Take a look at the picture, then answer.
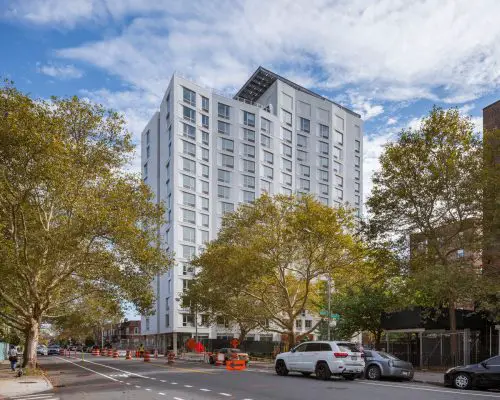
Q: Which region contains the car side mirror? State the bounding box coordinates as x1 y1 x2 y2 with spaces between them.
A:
291 348 296 353
481 361 489 369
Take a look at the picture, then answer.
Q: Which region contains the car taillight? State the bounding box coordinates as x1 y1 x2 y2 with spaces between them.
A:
334 352 349 358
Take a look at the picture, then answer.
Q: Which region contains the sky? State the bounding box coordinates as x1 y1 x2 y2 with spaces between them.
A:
2 0 500 318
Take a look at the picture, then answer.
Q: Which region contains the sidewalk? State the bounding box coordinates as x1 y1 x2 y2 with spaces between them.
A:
0 360 53 398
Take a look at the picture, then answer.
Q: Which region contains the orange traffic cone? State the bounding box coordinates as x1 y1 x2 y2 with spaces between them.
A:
92 348 99 356
113 350 119 358
126 350 132 360
100 349 106 356
135 350 139 358
144 351 151 362
107 348 113 357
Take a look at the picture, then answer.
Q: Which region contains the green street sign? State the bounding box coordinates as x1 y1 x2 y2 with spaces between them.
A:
319 310 340 320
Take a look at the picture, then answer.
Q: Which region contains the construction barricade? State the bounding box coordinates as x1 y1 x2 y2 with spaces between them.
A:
167 351 175 364
113 349 119 358
226 359 246 371
92 348 99 356
144 351 151 362
126 350 132 360
107 348 113 357
100 348 106 356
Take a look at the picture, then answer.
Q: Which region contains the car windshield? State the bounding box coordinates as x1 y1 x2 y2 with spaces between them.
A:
337 343 361 353
377 351 399 360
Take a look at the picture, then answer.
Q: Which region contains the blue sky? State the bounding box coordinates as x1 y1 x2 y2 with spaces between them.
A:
2 0 500 318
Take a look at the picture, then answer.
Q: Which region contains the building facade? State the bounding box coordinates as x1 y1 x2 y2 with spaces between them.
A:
140 67 363 352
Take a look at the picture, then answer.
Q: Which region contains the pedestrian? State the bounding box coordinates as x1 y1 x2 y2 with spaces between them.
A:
8 345 18 371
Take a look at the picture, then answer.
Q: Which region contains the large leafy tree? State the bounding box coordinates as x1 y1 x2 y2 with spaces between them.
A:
0 83 172 367
367 107 484 352
191 194 362 346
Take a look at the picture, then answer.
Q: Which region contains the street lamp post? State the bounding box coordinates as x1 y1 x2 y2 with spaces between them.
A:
327 275 332 341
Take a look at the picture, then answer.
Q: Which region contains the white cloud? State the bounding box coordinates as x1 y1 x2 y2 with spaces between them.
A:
348 91 384 120
386 117 398 125
37 62 83 79
458 103 475 115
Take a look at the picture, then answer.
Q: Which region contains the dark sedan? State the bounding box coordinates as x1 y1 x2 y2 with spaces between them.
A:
363 350 414 381
444 355 500 390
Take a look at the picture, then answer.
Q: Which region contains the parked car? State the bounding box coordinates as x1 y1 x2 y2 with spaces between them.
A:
363 350 413 381
47 345 60 355
275 341 365 380
444 355 500 390
37 345 48 356
209 348 249 364
69 345 77 351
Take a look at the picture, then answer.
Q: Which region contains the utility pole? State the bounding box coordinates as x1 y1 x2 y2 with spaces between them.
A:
327 275 332 341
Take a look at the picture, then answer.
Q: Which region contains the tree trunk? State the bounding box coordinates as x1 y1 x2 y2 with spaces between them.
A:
449 303 458 360
287 327 296 348
23 320 39 369
374 330 382 350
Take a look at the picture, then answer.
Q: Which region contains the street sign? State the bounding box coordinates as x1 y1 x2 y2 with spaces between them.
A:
319 310 340 320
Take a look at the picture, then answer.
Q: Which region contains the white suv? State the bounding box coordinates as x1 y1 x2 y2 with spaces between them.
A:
275 341 365 380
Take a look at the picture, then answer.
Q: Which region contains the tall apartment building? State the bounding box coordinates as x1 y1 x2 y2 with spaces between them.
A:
140 67 363 352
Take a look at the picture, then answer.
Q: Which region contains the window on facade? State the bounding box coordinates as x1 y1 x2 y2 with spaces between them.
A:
334 147 342 160
182 174 196 190
221 202 234 214
283 158 292 172
218 185 230 199
146 145 150 158
319 169 329 182
183 226 196 243
336 188 343 200
201 148 209 162
355 195 360 205
297 134 308 148
182 265 194 276
282 187 292 195
282 144 292 158
182 245 196 259
182 314 195 327
305 320 312 328
168 125 172 141
355 140 361 152
243 128 255 142
296 319 302 329
202 164 209 178
282 173 292 186
182 192 196 207
220 138 234 152
300 164 310 177
243 175 255 189
300 117 310 133
299 179 310 191
319 124 329 139
355 156 360 167
319 197 328 205
183 105 196 123
261 180 271 194
355 169 360 180
202 114 209 129
319 141 329 155
146 130 150 145
457 249 465 258
336 131 344 145
264 151 274 164
319 183 329 195
201 314 210 326
263 166 273 179
243 159 255 173
165 314 170 328
201 230 209 244
201 180 209 194
183 87 196 106
334 161 343 175
218 169 231 184
201 96 209 112
218 120 230 135
201 214 209 227
261 134 271 148
319 156 329 168
336 115 344 131
243 111 256 127
144 162 148 177
218 103 230 119
182 209 196 224
355 182 360 193
221 154 234 168
183 140 196 157
282 109 292 126
336 175 343 187
243 144 255 159
145 317 150 331
282 128 292 143
183 123 196 140
202 131 209 145
201 197 209 211
261 118 271 133
297 150 307 162
243 191 255 203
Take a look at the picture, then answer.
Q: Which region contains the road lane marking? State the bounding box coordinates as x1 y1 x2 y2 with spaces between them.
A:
174 398 185 400
158 393 166 396
148 363 214 374
171 382 178 385
135 385 141 388
160 379 166 382
11 396 55 399
359 381 500 398
150 377 156 380
219 393 232 397
183 384 192 388
55 357 119 382
200 388 211 392
81 359 150 379
145 388 152 391
126 383 131 385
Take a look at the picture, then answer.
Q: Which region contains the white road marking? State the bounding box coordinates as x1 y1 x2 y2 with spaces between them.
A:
184 384 193 388
55 357 119 382
359 381 500 398
150 377 156 380
171 382 178 385
199 388 211 392
126 383 131 385
82 358 150 379
135 385 141 388
160 379 166 382
158 393 166 396
11 396 55 399
219 393 232 397
145 388 152 391
174 397 185 400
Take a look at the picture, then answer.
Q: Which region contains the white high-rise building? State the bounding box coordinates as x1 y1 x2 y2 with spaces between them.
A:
140 67 363 351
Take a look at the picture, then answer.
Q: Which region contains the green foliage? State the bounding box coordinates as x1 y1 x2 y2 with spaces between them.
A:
0 82 173 365
189 194 362 345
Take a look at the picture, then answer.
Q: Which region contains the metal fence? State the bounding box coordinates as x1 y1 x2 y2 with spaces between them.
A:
0 342 8 361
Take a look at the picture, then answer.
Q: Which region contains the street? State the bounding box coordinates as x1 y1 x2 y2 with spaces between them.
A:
18 354 500 400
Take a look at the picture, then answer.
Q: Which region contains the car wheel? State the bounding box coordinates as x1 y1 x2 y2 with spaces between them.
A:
315 362 331 381
301 372 312 377
454 373 471 390
366 365 382 380
275 360 289 376
344 374 356 381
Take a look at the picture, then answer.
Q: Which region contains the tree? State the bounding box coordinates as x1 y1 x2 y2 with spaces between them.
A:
191 194 361 346
367 107 484 352
0 83 172 367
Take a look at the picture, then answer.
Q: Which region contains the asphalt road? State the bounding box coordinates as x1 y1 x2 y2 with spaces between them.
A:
28 354 500 400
